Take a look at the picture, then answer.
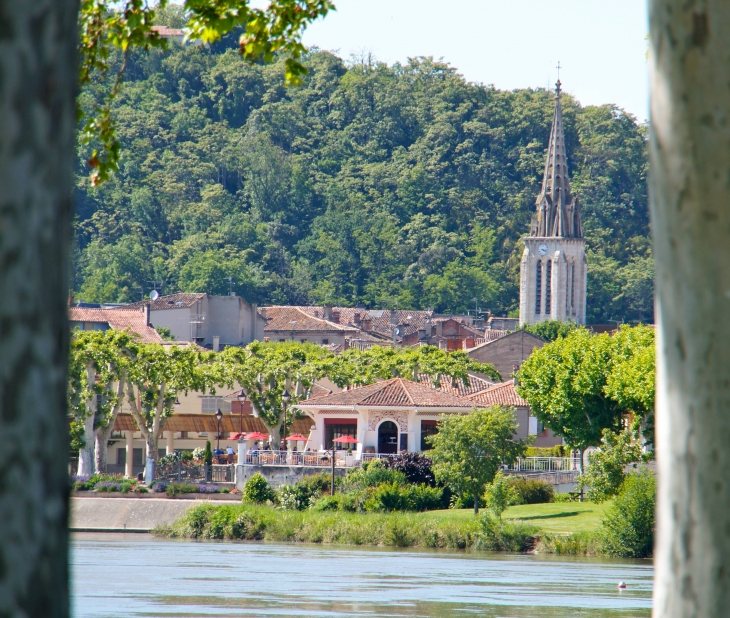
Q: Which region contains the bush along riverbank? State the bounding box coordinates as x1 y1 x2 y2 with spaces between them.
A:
156 459 655 558
155 504 538 551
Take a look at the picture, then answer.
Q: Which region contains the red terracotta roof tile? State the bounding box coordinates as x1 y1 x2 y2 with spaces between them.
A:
467 380 528 407
69 307 163 343
263 307 359 333
298 377 481 409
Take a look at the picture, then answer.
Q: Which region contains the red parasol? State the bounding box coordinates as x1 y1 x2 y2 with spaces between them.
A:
284 434 310 441
244 431 270 441
333 435 359 444
229 432 245 440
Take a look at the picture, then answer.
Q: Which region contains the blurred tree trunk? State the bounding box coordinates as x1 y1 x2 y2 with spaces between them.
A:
0 1 78 616
650 2 730 616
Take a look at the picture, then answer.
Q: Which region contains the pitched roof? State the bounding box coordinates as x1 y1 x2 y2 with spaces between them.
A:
295 307 434 338
262 306 359 333
126 293 206 311
69 307 163 343
417 373 495 397
467 380 529 407
297 377 481 409
466 328 544 352
308 383 333 399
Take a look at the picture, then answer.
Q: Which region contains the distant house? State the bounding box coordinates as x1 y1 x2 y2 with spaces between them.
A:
127 293 266 348
69 306 163 343
295 377 486 453
402 317 483 350
466 330 546 382
150 25 185 44
487 316 519 331
260 306 360 346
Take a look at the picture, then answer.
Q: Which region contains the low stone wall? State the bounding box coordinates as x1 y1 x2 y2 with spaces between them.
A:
235 464 347 490
70 497 202 532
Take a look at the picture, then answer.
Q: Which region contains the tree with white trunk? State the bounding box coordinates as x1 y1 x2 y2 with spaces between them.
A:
68 329 134 476
125 344 216 482
649 2 730 615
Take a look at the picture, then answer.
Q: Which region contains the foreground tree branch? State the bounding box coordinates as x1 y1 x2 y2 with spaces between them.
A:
650 2 730 615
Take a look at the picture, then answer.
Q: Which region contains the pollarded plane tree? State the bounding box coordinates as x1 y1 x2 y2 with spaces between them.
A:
125 344 217 481
217 341 329 450
68 329 135 476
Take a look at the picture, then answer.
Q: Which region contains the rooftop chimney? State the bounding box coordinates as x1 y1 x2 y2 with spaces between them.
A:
213 336 220 352
143 304 151 326
323 305 333 321
331 310 340 324
353 312 361 325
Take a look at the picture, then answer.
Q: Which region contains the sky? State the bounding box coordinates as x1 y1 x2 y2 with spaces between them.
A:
298 0 650 122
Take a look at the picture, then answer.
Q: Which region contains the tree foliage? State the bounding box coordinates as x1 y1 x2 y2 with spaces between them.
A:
516 324 655 453
73 43 650 322
520 320 578 342
579 428 647 503
428 405 526 514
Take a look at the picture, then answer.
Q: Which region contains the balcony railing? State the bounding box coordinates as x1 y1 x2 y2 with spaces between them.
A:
504 456 581 473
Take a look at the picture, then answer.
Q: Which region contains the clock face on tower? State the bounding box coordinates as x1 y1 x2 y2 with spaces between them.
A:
538 244 548 256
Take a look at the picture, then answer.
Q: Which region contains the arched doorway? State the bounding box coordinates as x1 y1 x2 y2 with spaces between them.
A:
378 421 398 454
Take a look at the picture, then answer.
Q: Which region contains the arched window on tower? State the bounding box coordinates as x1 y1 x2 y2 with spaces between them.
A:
535 260 542 314
545 261 552 315
571 261 576 314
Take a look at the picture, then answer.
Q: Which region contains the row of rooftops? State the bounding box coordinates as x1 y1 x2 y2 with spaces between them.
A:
69 292 519 349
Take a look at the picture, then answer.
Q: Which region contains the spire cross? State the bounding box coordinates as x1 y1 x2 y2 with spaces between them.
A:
555 62 562 94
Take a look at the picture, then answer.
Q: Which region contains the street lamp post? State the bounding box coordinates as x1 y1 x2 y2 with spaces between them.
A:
281 389 291 460
237 389 246 434
215 408 223 453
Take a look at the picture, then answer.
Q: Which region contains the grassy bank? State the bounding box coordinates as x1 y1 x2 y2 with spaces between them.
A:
421 502 610 535
155 504 539 552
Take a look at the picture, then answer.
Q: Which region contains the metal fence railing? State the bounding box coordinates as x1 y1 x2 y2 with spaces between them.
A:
155 462 233 483
504 457 581 473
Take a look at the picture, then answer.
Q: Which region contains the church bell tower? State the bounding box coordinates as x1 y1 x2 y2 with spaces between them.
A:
519 80 587 326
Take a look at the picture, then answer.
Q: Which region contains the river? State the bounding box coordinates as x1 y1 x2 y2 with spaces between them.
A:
71 532 652 617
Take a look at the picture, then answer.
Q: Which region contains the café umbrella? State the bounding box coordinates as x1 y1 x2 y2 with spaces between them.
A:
332 435 358 445
284 434 310 442
244 432 270 441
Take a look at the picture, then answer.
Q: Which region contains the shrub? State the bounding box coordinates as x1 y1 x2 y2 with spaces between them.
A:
119 481 135 494
579 428 646 503
525 445 566 458
242 473 277 504
361 483 443 513
599 471 655 558
197 484 219 494
94 481 122 492
158 451 182 466
341 460 406 492
311 493 359 512
473 512 537 552
508 477 555 505
203 440 213 466
483 472 516 519
166 482 198 497
384 452 435 486
150 481 168 493
192 447 206 461
280 473 333 511
134 486 149 494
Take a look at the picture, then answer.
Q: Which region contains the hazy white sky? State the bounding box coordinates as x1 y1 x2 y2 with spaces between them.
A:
299 0 649 121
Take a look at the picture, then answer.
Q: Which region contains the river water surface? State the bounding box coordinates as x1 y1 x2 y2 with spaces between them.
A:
71 533 652 617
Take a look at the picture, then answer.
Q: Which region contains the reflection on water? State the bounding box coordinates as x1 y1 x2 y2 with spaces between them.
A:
71 533 652 617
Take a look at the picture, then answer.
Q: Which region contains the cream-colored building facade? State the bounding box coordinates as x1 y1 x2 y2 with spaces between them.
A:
519 81 587 326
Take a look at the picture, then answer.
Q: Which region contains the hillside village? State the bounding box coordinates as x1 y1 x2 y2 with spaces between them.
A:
70 80 604 478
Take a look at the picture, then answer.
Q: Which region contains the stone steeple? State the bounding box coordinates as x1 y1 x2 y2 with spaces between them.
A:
533 81 583 239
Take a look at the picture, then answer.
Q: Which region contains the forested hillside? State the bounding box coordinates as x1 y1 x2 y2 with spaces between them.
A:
74 40 652 323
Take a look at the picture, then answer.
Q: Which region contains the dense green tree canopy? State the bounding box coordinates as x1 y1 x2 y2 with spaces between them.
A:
75 42 651 322
516 325 655 452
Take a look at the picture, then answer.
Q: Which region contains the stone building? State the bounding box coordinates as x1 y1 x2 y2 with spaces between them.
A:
519 80 587 326
127 292 266 348
466 330 546 382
